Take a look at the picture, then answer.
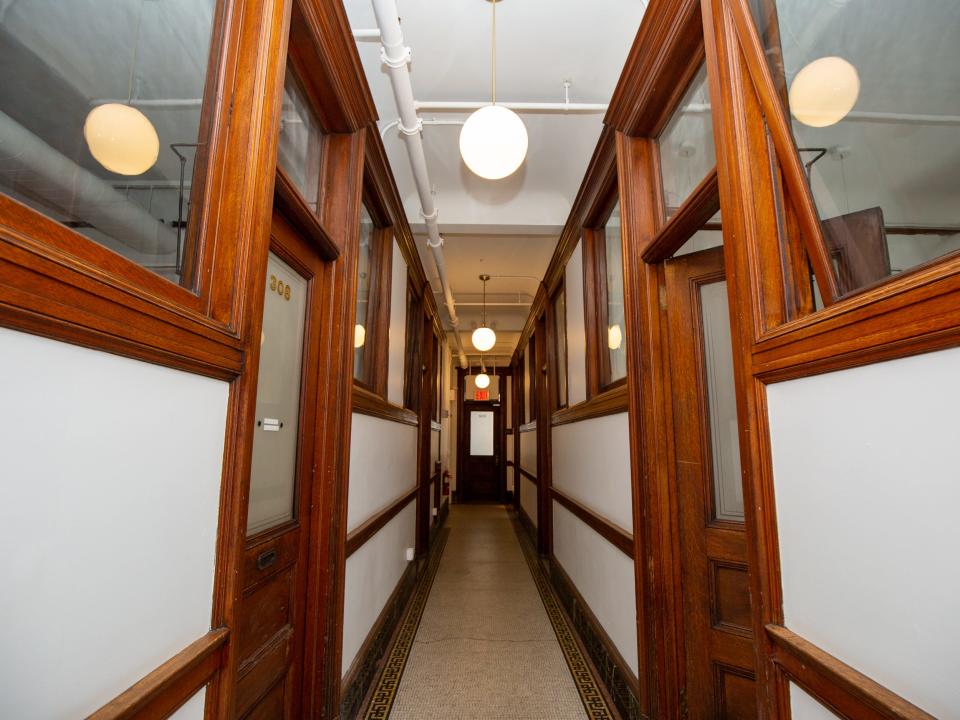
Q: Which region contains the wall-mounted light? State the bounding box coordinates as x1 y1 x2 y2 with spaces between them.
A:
459 0 528 180
84 0 159 176
789 56 860 128
354 323 366 348
608 324 623 350
471 274 497 351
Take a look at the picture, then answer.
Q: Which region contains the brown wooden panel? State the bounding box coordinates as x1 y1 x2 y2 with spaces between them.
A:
242 676 286 720
242 530 300 585
236 629 292 717
551 382 629 426
345 487 418 557
712 561 751 634
716 664 758 720
238 569 294 666
551 488 635 558
352 385 418 426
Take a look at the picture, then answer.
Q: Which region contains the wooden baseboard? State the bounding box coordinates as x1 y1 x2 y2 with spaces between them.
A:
339 562 418 720
550 557 643 720
518 505 537 547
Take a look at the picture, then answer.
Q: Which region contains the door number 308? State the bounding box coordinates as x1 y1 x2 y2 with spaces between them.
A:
269 274 292 301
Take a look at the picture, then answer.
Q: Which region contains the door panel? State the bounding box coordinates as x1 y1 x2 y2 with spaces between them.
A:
461 401 501 502
237 212 323 720
665 246 756 719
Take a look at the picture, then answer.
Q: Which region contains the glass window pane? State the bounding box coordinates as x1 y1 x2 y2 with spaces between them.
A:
522 346 530 424
470 410 494 456
605 202 627 384
353 205 373 382
674 211 723 257
657 65 716 218
750 0 960 296
699 280 744 523
0 0 218 287
248 253 308 535
277 66 322 211
553 288 568 407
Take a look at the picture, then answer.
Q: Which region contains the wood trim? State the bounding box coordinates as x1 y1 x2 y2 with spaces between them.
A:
89 629 228 720
517 465 537 484
550 488 635 558
551 382 628 426
274 166 339 261
345 487 419 558
766 626 936 720
641 168 720 263
352 385 418 426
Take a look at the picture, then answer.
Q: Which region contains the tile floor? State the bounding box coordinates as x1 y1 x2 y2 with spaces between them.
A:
388 504 589 720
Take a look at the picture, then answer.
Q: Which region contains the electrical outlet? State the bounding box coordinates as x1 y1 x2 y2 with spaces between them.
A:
405 547 415 562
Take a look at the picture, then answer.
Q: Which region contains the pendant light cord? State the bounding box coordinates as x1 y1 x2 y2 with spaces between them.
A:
127 0 147 104
482 276 487 326
491 0 497 105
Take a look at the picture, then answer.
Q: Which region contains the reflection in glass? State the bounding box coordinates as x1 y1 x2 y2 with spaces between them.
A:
675 211 723 257
277 67 323 211
604 202 627 384
553 288 568 407
522 345 531 424
0 0 218 287
750 0 960 295
248 253 308 535
353 205 373 381
657 65 716 217
470 411 494 456
699 280 744 523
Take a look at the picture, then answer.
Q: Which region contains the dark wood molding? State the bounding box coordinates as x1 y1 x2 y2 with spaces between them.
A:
352 385 419 426
550 488 635 558
640 168 720 263
766 626 936 720
517 465 538 484
273 166 339 261
89 629 228 720
552 383 629 426
550 558 642 719
346 487 419 558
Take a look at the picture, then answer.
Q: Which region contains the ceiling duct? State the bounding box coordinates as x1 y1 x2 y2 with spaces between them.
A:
370 0 469 369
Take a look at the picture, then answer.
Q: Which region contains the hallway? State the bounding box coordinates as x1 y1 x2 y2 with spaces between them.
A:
366 506 610 720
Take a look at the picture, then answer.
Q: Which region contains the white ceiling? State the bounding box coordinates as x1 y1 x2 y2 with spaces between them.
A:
344 0 649 355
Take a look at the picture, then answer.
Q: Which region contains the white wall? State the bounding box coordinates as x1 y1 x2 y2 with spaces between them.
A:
565 240 587 406
552 413 632 532
342 502 416 676
386 238 408 406
553 502 638 675
0 329 227 719
767 347 960 718
171 688 207 720
521 475 539 527
347 413 417 532
790 683 840 720
519 426 537 475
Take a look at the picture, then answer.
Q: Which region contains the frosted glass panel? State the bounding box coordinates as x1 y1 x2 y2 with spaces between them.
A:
470 411 494 456
248 253 308 535
605 203 627 384
699 280 744 522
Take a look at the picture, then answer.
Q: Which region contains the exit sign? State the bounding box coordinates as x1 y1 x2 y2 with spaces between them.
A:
474 389 489 401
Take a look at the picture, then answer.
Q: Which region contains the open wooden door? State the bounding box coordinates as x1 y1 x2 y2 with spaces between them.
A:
234 210 324 718
664 246 757 719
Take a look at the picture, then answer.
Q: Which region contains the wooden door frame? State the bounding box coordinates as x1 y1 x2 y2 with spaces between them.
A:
456 392 507 504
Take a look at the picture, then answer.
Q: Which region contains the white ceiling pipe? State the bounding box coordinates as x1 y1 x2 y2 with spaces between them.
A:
0 110 177 255
380 118 464 139
353 29 381 40
415 100 608 113
370 0 468 368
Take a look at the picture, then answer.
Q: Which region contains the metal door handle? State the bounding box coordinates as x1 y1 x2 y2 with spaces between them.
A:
256 549 277 571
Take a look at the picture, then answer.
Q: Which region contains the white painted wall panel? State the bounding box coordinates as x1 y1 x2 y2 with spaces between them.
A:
386 238 408 406
565 240 588 406
767 348 960 718
519 427 537 476
0 329 227 719
347 413 417 532
521 476 539 527
789 684 840 720
431 427 441 468
553 502 638 675
170 688 206 719
342 501 416 675
552 413 632 532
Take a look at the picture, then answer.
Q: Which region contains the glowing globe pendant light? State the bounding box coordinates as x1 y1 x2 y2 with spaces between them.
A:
84 0 159 176
471 274 497 352
459 0 528 180
475 372 491 389
789 56 860 128
84 104 159 175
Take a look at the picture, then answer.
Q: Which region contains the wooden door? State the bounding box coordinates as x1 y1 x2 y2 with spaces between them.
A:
461 401 502 502
235 211 323 719
664 246 757 719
